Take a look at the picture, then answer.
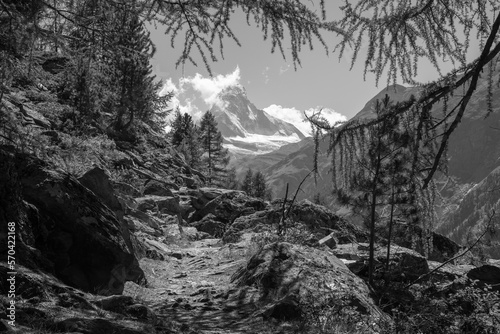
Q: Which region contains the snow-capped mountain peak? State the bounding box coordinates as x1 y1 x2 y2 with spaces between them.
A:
209 84 306 154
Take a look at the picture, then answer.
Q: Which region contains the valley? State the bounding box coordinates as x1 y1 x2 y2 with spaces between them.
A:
2 2 500 333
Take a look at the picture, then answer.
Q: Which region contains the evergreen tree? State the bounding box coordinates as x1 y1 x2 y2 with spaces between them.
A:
241 168 254 196
170 109 201 169
199 111 229 186
224 167 239 190
108 3 169 133
63 1 169 135
253 171 267 199
333 95 423 285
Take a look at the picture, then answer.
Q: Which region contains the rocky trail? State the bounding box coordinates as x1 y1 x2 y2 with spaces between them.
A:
124 234 273 334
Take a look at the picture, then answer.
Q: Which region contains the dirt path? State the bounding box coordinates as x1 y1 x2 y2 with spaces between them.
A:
124 237 272 333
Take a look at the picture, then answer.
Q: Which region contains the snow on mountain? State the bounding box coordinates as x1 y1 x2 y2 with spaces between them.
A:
225 133 303 155
209 85 307 154
263 105 347 136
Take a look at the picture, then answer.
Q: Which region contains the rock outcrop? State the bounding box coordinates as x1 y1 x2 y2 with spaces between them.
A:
391 222 460 262
230 242 390 326
334 243 429 281
221 199 367 244
0 147 144 295
467 264 500 291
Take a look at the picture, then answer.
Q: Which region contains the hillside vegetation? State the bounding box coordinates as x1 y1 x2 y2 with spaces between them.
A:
1 1 500 333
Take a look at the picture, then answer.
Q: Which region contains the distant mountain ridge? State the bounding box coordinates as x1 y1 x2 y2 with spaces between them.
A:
258 73 500 231
210 85 306 140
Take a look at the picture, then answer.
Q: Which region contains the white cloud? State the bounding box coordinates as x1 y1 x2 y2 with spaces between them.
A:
264 105 347 137
264 104 311 136
160 78 179 95
159 67 242 130
304 107 347 128
180 66 241 108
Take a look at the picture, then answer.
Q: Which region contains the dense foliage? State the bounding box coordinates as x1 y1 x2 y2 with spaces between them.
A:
241 168 271 200
199 111 229 187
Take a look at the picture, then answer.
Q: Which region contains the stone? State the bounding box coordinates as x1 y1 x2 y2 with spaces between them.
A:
114 181 141 197
3 149 145 294
467 265 500 291
135 195 181 216
318 232 338 249
128 209 163 231
123 216 162 237
192 214 226 238
78 166 124 220
334 243 429 281
125 304 156 321
190 191 266 224
284 200 369 243
142 180 174 197
94 295 133 312
391 222 460 262
21 104 52 128
222 211 272 243
230 242 389 325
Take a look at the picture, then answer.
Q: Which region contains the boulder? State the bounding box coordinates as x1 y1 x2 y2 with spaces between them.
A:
191 213 227 238
128 209 164 231
222 210 272 243
177 195 196 219
230 242 389 326
467 265 500 291
180 175 199 188
142 180 174 197
135 195 181 216
123 216 162 237
21 104 52 129
391 222 460 262
190 191 266 224
334 243 429 281
78 166 124 220
282 200 369 243
114 181 141 197
164 224 207 241
221 200 367 244
2 148 144 294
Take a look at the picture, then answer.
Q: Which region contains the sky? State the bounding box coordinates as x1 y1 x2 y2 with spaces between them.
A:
147 2 476 133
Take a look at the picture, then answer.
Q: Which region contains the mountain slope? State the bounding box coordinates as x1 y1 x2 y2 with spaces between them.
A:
211 85 306 139
262 73 500 219
209 85 307 154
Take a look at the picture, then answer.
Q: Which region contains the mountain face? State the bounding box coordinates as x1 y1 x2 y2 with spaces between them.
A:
259 73 500 247
437 166 500 257
210 86 305 154
211 85 305 138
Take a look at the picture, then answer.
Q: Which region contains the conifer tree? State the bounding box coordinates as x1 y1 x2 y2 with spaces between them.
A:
109 4 168 133
224 167 239 190
332 95 429 285
241 168 254 196
63 1 169 134
199 111 229 186
170 108 201 169
253 171 268 199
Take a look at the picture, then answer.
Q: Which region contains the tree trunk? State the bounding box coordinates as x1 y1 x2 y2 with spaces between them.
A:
368 137 383 286
386 183 396 272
